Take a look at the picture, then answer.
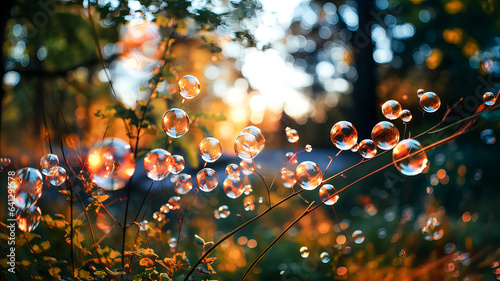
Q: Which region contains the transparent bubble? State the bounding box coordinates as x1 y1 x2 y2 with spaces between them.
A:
16 205 41 232
358 139 377 158
400 109 412 123
223 178 244 199
417 89 425 98
196 168 218 192
305 144 312 152
319 184 339 205
40 154 59 176
352 230 365 244
285 127 299 143
234 126 266 160
121 20 163 69
9 167 43 210
48 166 66 186
225 164 240 179
258 197 264 204
173 173 193 194
350 143 359 152
480 129 496 145
377 228 387 239
234 133 260 160
382 100 402 120
178 75 200 99
393 139 428 176
240 159 255 175
242 185 253 196
161 108 190 138
330 121 358 150
244 202 255 211
300 247 310 258
285 152 298 164
199 137 222 163
295 161 323 190
420 92 441 113
87 138 135 191
422 217 444 241
320 252 330 263
171 155 185 174
371 121 400 150
168 237 177 248
143 148 173 181
483 91 497 106
281 168 296 188
217 205 230 218
140 220 149 231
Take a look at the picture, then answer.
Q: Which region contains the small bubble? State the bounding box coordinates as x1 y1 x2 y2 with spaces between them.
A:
168 237 177 248
258 197 263 204
358 139 377 158
400 109 412 123
295 161 323 190
372 121 400 150
318 184 339 205
173 173 192 194
244 202 255 211
330 121 358 150
420 92 441 113
285 127 299 143
281 168 296 188
40 154 59 176
48 166 67 186
320 252 330 263
171 155 185 174
243 184 253 195
217 205 230 218
382 100 402 120
199 137 222 163
417 88 425 98
240 159 255 175
16 205 41 232
352 230 365 244
144 148 173 181
225 164 241 179
140 220 149 231
299 247 309 258
483 91 497 106
161 108 190 138
196 168 218 192
178 75 200 99
285 152 298 164
223 178 244 199
393 139 428 176
305 144 312 152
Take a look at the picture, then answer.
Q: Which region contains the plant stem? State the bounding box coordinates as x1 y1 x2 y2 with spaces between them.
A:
240 202 314 280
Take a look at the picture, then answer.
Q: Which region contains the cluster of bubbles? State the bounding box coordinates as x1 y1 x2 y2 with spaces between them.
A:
8 153 71 232
214 205 230 219
421 217 444 241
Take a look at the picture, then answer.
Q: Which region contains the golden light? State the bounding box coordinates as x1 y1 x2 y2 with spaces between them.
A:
249 94 266 112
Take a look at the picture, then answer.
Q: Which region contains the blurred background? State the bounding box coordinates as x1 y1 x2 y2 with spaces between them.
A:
1 0 500 280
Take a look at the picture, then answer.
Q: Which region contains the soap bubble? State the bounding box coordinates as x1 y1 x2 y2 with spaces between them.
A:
121 20 163 69
168 237 177 248
300 247 310 258
161 108 190 138
199 137 222 163
240 159 255 175
285 127 299 143
16 205 41 232
87 138 135 191
178 75 200 99
173 173 193 194
225 164 240 179
234 133 260 160
319 184 339 205
480 129 496 145
217 205 230 219
235 126 265 159
305 144 312 152
399 109 412 123
417 89 425 98
320 252 330 263
139 220 149 231
419 92 441 113
392 139 428 176
143 148 173 181
295 161 323 190
330 121 358 150
40 154 59 176
9 167 43 209
244 201 255 211
285 152 298 164
223 178 244 199
48 166 67 186
196 168 218 192
352 230 365 244
281 168 296 188
381 100 402 120
483 91 496 106
371 121 400 150
358 139 377 158
171 155 185 174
